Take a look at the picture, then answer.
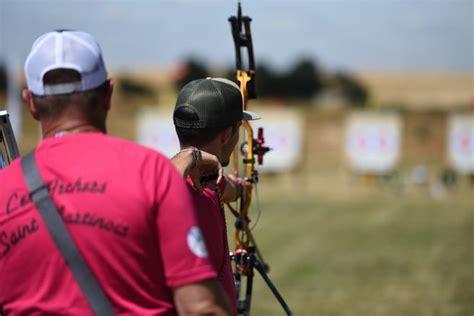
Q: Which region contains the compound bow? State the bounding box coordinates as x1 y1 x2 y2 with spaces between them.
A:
228 0 269 260
227 3 292 315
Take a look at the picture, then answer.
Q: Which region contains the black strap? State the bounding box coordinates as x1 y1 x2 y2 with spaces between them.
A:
21 151 115 315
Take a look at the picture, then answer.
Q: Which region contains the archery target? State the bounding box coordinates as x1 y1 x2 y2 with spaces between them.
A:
136 107 180 158
345 112 402 175
447 113 474 175
247 107 304 173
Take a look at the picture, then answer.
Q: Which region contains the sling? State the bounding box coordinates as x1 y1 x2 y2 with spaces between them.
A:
21 151 115 315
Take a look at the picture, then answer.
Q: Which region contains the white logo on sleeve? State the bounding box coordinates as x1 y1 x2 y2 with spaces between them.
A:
187 226 208 258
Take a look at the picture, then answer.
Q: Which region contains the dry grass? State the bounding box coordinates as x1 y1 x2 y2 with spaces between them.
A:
357 72 473 110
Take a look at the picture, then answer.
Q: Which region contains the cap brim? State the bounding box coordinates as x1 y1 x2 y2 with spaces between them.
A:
243 110 261 121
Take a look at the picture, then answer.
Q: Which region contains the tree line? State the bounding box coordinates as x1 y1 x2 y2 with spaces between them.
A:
0 58 369 107
176 57 369 107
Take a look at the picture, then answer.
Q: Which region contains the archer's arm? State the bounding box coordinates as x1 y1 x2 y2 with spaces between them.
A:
173 278 232 316
171 147 201 178
221 173 244 203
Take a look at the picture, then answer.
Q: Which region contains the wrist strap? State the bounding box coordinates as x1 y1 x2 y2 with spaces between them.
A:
178 146 201 169
191 147 201 169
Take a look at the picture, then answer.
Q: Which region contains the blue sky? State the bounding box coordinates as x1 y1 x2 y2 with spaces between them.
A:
0 0 472 72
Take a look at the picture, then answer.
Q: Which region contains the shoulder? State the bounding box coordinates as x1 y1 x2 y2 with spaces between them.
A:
193 186 220 210
0 158 25 204
0 157 23 182
102 134 165 155
98 134 173 166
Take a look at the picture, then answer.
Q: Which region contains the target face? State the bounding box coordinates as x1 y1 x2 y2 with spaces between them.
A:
247 107 304 173
136 108 180 158
448 113 474 175
345 112 402 174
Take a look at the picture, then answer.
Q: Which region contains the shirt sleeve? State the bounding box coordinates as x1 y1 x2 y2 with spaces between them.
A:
155 156 217 288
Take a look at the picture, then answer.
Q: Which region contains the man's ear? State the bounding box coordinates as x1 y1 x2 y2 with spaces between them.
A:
220 126 233 145
103 79 114 110
22 89 40 121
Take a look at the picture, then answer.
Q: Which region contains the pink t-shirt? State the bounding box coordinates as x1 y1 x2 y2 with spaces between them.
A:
186 178 237 315
0 133 216 315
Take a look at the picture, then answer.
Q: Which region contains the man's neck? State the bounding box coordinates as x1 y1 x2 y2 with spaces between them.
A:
41 118 105 138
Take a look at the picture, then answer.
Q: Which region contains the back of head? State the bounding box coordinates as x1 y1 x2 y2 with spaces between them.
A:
24 30 109 121
25 30 107 96
173 78 259 147
174 78 244 129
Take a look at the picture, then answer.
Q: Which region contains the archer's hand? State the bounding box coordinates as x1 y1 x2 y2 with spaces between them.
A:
172 149 223 194
189 151 223 194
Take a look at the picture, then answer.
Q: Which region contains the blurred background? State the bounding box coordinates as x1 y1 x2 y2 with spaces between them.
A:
1 0 473 315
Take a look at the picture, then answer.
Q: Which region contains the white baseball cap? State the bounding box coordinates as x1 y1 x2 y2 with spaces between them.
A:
24 30 108 96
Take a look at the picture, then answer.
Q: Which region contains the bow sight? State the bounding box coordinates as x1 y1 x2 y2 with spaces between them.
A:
241 127 271 167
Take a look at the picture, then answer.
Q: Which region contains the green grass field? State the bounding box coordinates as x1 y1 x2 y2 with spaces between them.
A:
229 173 473 316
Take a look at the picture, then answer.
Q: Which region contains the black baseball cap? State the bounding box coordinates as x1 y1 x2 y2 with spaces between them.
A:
173 78 260 128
